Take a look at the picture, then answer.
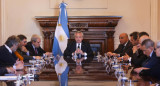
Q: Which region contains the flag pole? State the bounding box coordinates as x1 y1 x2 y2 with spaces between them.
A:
65 74 68 86
62 0 64 3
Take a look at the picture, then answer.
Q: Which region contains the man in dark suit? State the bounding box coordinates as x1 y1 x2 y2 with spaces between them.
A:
64 31 94 63
122 32 150 67
0 35 24 68
0 35 20 67
107 33 133 58
121 32 148 66
0 35 24 86
25 34 52 57
131 34 149 67
134 41 160 80
141 39 158 68
115 33 133 57
17 34 41 62
134 39 158 73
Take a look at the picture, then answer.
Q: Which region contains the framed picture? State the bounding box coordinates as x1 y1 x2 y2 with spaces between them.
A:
50 0 108 9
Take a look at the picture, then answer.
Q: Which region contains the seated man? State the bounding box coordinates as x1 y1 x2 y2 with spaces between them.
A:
0 35 20 66
123 32 149 67
140 39 157 68
134 41 160 80
132 35 150 67
107 33 133 57
0 35 24 69
25 34 51 57
130 35 149 67
17 34 41 62
121 32 139 62
134 39 158 72
64 31 94 63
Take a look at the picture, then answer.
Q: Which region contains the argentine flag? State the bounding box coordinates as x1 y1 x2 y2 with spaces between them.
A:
52 2 69 86
53 2 69 56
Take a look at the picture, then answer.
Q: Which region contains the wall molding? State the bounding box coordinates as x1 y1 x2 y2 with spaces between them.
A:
0 0 5 45
50 0 108 9
150 0 158 41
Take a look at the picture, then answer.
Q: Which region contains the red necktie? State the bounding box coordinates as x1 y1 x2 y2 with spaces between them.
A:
35 48 38 54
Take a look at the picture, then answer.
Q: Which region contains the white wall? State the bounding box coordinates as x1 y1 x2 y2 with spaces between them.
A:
4 0 54 42
158 0 160 40
1 0 151 49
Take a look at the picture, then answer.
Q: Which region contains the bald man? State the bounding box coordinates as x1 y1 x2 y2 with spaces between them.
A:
114 33 133 57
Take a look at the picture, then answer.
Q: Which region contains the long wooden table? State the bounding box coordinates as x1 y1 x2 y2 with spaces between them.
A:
38 60 158 86
39 60 117 81
0 60 157 86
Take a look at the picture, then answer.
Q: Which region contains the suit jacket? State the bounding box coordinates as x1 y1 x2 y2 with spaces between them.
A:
114 41 133 57
142 51 158 68
140 57 160 80
17 48 34 62
64 41 94 63
131 49 148 68
25 42 46 56
0 67 8 75
0 45 17 67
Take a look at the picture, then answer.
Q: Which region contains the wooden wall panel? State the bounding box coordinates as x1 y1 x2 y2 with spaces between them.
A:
35 16 122 55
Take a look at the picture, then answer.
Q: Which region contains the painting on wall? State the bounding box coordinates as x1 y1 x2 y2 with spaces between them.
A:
50 0 108 9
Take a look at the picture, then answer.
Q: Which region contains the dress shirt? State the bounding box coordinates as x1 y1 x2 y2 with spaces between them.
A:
4 45 12 53
4 45 17 69
26 51 30 56
31 44 37 59
123 41 128 48
77 43 81 50
32 44 37 53
149 51 153 58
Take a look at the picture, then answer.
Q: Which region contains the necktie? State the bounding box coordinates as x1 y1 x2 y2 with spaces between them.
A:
122 45 125 50
14 51 24 61
77 43 81 59
78 43 80 49
35 48 38 55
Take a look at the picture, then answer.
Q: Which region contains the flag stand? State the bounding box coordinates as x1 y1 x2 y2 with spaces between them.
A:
58 73 62 86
